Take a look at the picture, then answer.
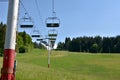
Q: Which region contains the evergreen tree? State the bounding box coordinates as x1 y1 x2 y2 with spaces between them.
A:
57 42 65 50
0 22 6 56
64 37 71 50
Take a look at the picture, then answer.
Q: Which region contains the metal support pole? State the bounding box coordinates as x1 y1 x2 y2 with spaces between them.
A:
48 50 51 68
0 0 19 80
48 40 51 68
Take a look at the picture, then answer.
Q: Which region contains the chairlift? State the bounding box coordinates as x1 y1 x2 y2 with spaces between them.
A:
41 40 49 46
49 37 56 41
20 13 34 28
50 40 55 48
48 29 58 37
46 17 60 27
36 39 43 41
20 17 34 28
31 35 40 37
31 27 41 38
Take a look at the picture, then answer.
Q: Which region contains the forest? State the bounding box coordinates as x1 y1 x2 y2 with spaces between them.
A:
57 36 120 53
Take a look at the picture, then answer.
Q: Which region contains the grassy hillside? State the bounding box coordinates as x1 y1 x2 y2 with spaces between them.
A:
0 49 120 80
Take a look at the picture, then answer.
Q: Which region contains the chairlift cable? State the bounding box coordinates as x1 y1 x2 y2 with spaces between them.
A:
19 0 35 28
34 0 44 24
34 0 46 35
52 0 56 17
52 0 55 13
35 0 42 19
20 0 33 21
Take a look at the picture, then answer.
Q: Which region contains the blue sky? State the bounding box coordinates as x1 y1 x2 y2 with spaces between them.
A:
1 0 120 43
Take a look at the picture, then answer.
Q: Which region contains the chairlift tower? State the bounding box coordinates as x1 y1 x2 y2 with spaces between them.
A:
45 0 60 68
0 0 19 80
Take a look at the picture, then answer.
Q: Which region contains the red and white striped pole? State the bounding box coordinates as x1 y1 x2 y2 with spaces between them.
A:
0 0 19 80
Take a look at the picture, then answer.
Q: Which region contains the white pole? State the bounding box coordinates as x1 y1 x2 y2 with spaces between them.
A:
48 39 51 68
5 0 19 50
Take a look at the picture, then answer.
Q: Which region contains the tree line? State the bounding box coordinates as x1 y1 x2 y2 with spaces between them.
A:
0 22 33 56
57 36 120 53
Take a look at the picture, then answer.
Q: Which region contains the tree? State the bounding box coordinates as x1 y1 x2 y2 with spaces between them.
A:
17 31 33 53
114 36 120 53
0 22 6 55
57 42 65 50
64 37 71 50
90 43 99 53
33 42 39 48
68 38 80 52
102 37 111 53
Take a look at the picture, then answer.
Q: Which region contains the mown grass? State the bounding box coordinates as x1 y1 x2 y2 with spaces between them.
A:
0 49 120 80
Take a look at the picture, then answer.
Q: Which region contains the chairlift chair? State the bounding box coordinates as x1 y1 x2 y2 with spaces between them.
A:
20 17 34 28
31 35 40 37
31 27 41 38
48 29 58 37
36 39 43 41
49 37 56 41
48 34 57 37
46 17 60 27
50 40 55 48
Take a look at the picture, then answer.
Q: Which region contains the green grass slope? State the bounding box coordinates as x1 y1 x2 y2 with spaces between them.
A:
0 49 120 80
